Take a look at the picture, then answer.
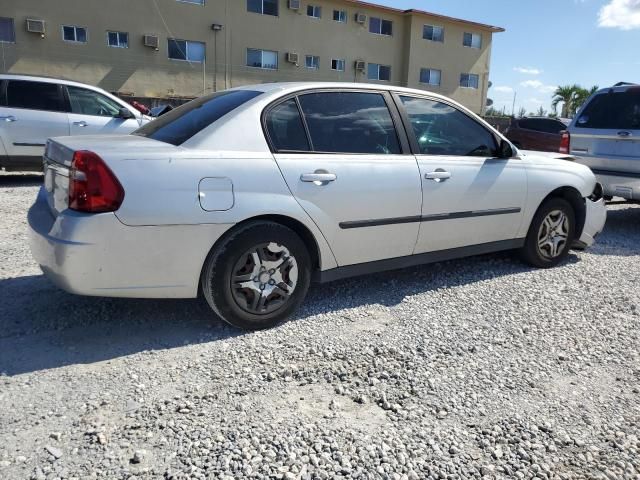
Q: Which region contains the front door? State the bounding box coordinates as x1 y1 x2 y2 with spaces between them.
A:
397 95 527 253
0 79 69 166
267 91 422 266
66 85 140 136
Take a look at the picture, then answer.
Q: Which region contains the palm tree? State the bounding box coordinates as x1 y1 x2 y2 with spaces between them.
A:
552 85 579 118
572 85 599 116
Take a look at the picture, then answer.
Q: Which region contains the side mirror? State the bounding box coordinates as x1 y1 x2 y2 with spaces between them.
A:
118 107 135 120
498 139 514 159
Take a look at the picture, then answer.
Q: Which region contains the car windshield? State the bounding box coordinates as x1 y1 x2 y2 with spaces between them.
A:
133 90 263 145
576 89 640 130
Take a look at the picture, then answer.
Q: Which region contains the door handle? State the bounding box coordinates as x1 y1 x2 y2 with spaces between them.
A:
425 170 452 181
300 172 337 183
0 115 16 122
73 121 88 127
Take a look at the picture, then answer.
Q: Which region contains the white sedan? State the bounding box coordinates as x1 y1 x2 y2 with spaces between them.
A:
28 83 606 330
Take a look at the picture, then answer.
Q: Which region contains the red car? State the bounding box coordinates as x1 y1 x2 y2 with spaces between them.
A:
505 117 569 152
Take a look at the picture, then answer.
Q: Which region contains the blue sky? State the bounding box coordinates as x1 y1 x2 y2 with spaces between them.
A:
375 0 640 114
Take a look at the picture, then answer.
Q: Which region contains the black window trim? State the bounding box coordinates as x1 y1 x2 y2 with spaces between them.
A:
261 87 412 155
4 79 66 113
391 92 502 157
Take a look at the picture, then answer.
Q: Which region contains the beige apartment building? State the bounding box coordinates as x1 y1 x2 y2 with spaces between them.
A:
0 0 503 113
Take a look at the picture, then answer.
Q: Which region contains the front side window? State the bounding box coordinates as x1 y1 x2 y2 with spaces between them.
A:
0 17 16 43
400 96 497 157
369 17 392 36
333 10 347 22
331 58 345 71
265 98 310 152
5 81 64 112
63 25 87 43
576 90 640 130
305 55 320 70
107 31 128 48
463 32 482 49
134 89 263 146
460 73 479 89
247 48 278 69
420 68 441 86
67 86 122 117
423 25 444 42
247 0 278 16
367 63 391 81
168 39 205 62
297 92 401 154
307 5 322 18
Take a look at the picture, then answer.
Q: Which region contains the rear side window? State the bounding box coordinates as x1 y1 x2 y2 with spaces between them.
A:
134 90 263 145
297 92 401 154
5 80 64 112
576 90 640 130
265 99 310 152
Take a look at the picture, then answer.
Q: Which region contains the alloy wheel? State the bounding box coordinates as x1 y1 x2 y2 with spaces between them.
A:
537 209 570 259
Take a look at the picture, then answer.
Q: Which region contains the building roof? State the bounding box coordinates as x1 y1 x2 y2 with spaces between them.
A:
344 0 506 33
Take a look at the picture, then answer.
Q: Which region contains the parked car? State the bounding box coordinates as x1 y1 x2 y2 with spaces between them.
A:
564 82 640 201
29 83 606 330
0 74 150 171
505 116 569 152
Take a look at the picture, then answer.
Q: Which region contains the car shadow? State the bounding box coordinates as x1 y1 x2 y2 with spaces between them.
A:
0 173 43 187
0 250 573 376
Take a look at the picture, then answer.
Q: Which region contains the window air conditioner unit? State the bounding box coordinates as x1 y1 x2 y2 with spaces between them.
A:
26 19 46 34
289 0 301 10
143 35 159 49
355 60 366 71
355 13 367 24
286 52 299 64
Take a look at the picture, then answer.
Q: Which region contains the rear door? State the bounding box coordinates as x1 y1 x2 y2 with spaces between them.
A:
65 85 140 136
268 90 422 267
0 79 69 166
396 94 526 253
571 88 640 174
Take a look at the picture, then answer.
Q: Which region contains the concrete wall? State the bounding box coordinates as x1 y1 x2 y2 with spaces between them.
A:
0 0 501 113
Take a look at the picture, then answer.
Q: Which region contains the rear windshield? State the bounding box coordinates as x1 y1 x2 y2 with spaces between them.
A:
576 89 640 130
133 90 263 145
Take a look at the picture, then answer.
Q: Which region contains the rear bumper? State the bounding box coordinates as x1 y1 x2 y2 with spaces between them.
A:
575 197 606 249
591 170 640 200
28 187 232 298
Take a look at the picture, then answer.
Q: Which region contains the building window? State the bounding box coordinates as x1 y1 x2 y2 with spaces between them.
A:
62 25 87 43
463 32 482 49
0 17 15 43
369 17 392 36
247 48 278 69
331 58 345 71
307 5 321 18
178 0 204 4
247 0 278 16
367 63 391 81
305 55 320 69
107 31 128 48
423 25 444 42
460 73 479 89
333 10 347 22
420 68 441 86
168 39 205 62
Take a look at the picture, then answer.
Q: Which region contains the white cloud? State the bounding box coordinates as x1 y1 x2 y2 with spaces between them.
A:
528 98 544 105
514 67 542 75
493 86 514 93
599 0 640 30
520 80 557 93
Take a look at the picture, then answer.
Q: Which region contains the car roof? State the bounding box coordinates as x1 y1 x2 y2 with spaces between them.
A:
0 73 112 93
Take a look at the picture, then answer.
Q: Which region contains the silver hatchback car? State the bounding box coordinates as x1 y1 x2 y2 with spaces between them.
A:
564 82 640 200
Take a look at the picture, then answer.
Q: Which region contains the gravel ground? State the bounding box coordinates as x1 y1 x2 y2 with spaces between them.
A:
0 174 639 480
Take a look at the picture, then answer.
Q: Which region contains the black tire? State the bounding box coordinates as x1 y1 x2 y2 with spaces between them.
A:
201 221 311 330
520 197 576 268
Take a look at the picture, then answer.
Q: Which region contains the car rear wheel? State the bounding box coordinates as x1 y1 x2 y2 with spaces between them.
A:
201 221 311 330
520 197 576 268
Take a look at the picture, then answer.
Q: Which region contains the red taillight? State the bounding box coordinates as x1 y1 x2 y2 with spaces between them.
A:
68 150 124 213
559 131 570 154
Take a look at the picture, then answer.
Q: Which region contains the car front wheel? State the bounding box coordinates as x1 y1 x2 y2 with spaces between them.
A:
520 197 576 268
201 221 311 330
